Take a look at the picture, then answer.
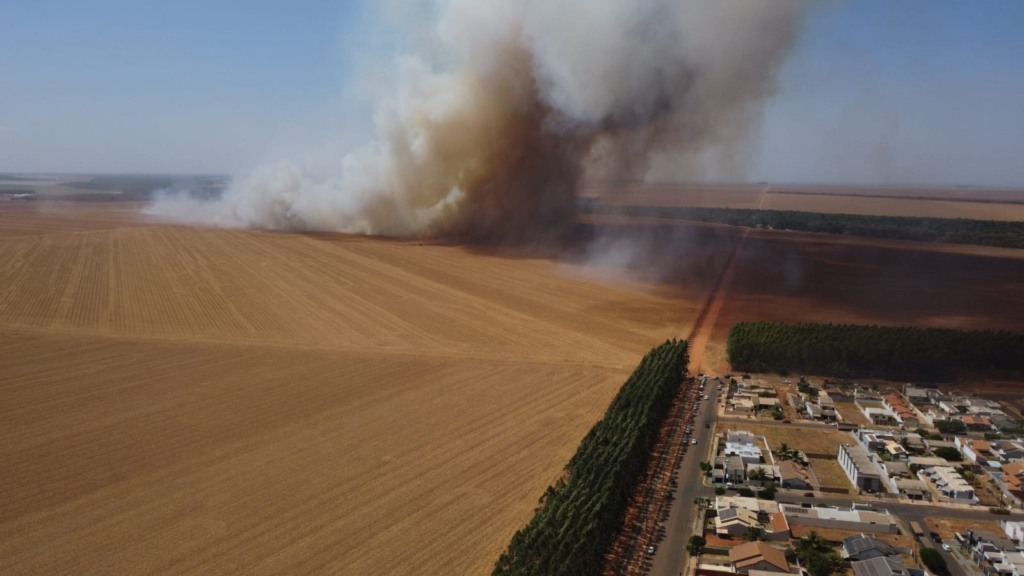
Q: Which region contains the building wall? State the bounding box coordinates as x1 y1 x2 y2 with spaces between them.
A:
785 515 898 534
839 443 883 493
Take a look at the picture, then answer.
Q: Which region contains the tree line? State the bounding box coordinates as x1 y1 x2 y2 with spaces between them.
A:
492 340 689 576
582 203 1024 249
727 322 1024 381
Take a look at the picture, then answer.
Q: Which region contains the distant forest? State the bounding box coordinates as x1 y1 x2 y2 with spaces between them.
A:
727 321 1024 381
492 340 688 576
581 203 1024 249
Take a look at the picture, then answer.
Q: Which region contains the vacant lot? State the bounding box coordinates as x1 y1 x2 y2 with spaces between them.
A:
739 423 851 458
807 459 854 493
790 525 913 549
834 402 871 426
926 518 1003 541
0 204 701 575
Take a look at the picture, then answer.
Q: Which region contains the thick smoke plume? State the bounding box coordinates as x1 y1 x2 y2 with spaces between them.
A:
148 0 810 245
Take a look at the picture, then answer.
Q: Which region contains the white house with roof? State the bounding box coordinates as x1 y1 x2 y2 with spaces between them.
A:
918 466 976 503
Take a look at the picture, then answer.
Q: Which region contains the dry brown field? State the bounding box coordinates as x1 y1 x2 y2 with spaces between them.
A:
729 423 850 458
761 191 1024 221
702 227 1024 374
0 203 702 575
833 402 871 427
585 183 768 210
926 517 1003 541
807 459 854 493
789 525 914 550
586 182 1024 221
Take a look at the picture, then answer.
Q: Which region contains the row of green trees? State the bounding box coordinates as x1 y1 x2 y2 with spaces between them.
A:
583 204 1024 249
492 340 689 576
727 322 1024 381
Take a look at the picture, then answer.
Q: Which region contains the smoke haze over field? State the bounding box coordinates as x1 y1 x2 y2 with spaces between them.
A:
148 0 811 244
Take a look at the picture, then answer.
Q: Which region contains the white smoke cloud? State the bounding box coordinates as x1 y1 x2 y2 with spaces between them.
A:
147 0 811 244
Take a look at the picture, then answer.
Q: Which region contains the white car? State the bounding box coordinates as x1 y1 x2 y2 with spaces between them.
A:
942 544 952 552
647 545 656 555
691 439 698 445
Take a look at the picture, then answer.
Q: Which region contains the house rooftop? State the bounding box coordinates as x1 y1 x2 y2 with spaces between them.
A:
842 533 897 559
852 556 905 576
729 541 789 572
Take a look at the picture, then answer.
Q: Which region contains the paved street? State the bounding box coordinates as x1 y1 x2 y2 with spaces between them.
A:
648 382 720 576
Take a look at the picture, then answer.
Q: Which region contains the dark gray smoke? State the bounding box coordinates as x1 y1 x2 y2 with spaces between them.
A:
148 0 811 244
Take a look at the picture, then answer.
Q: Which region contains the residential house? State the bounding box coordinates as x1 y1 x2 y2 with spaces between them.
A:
977 550 1024 576
884 394 919 429
919 466 976 503
725 456 748 484
716 506 761 538
902 433 928 455
725 443 764 465
778 504 897 534
882 461 911 479
902 385 933 405
778 460 813 490
728 541 790 574
745 463 781 485
994 440 1024 462
961 415 994 432
923 439 957 453
992 415 1021 432
909 456 950 470
839 443 886 493
997 461 1024 502
957 437 997 466
851 556 907 576
966 530 1018 566
842 533 897 561
1001 520 1024 546
894 478 930 500
729 430 759 444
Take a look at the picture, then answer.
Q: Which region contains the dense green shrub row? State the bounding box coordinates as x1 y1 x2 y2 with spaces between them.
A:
727 322 1024 381
492 340 689 576
583 204 1024 249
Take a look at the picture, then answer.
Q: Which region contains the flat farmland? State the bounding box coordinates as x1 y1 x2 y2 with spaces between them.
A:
586 182 1024 221
702 228 1024 373
0 204 700 575
760 191 1024 221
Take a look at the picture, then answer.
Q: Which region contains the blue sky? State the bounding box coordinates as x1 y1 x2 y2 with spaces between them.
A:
2 1 1023 186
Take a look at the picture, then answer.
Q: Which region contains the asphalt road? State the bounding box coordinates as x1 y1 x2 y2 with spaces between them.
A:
649 382 720 576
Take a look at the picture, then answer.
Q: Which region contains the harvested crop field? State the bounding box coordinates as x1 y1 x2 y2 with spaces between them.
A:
0 203 702 575
702 228 1024 374
587 182 1024 221
760 191 1024 221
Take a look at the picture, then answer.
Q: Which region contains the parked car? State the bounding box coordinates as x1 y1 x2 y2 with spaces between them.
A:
803 492 814 497
942 544 952 552
647 545 656 555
